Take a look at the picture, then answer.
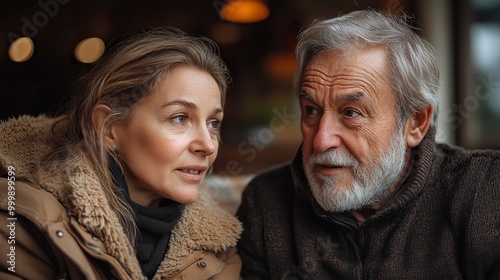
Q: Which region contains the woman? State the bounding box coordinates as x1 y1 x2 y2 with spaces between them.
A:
0 27 242 279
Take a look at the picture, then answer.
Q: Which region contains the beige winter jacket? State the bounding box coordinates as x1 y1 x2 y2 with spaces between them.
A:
0 115 242 280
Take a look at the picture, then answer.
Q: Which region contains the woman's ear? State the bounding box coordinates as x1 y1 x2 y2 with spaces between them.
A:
91 104 118 149
405 105 433 148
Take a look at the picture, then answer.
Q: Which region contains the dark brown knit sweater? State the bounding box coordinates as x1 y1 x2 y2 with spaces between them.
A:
237 128 500 279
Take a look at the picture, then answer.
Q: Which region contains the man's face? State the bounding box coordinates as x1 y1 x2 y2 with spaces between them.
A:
300 46 408 212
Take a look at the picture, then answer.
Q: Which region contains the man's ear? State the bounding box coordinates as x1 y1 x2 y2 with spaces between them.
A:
91 104 118 149
405 105 433 148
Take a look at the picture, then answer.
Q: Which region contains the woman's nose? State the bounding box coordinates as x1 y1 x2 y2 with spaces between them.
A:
191 125 217 156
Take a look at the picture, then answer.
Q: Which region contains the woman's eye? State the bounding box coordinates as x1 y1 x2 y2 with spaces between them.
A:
172 115 187 124
345 109 361 118
208 120 221 131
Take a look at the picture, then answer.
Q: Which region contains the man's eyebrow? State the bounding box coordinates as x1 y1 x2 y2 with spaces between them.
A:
300 92 310 99
300 91 367 101
340 92 367 101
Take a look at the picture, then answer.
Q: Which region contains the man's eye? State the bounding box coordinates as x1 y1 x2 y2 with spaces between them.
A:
305 106 319 115
345 109 360 118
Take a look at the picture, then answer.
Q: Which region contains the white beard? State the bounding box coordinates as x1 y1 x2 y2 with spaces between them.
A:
303 128 407 212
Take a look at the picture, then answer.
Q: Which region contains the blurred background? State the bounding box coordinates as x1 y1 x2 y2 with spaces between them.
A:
1 0 499 180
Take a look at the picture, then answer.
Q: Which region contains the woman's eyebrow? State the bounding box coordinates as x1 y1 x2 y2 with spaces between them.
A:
212 107 224 114
161 99 197 110
162 99 223 115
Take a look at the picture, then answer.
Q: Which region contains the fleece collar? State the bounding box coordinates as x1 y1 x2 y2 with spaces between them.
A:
0 115 242 279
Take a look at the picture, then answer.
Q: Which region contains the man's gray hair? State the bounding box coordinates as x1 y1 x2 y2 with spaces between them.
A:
295 9 440 127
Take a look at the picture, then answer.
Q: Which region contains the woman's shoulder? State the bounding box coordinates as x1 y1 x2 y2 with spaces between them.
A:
0 115 56 146
161 190 242 275
0 115 62 179
155 247 241 280
175 190 242 247
0 178 67 224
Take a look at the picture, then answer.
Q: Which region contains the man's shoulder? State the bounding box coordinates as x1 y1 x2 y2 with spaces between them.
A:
437 143 500 162
247 163 293 188
242 163 295 202
431 144 500 208
436 143 500 181
435 145 500 259
238 163 297 229
433 144 500 227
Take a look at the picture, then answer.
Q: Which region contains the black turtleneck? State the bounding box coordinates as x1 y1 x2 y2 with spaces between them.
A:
109 158 185 279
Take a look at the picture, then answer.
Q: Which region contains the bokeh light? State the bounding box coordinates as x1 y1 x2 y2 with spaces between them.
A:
75 37 105 63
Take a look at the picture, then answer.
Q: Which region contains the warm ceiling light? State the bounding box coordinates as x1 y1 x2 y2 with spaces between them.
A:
263 52 297 81
9 37 34 62
220 0 270 23
75 37 105 63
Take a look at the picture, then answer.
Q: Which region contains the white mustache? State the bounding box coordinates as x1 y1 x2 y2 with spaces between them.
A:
308 150 358 168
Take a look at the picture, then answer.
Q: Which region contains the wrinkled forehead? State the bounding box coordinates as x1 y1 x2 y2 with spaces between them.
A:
302 47 392 88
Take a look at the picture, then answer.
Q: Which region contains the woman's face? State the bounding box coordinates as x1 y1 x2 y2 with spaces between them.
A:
112 65 223 207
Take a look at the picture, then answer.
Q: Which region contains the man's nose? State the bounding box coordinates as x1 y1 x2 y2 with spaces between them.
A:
312 114 342 153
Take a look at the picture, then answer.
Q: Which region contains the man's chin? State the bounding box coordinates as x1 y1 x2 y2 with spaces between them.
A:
312 182 386 213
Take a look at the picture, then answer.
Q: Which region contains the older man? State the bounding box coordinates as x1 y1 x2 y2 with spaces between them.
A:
237 9 500 279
